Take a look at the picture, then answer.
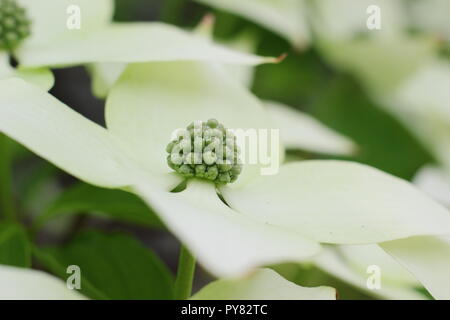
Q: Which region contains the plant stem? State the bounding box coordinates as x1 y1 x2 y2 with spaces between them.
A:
174 244 196 300
0 133 16 222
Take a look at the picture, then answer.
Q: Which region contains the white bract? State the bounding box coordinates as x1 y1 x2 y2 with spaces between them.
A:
265 100 356 155
311 0 437 94
194 0 310 49
191 268 336 300
407 0 450 43
0 265 86 300
0 265 335 300
313 245 426 300
0 0 275 91
415 166 450 209
1 58 450 291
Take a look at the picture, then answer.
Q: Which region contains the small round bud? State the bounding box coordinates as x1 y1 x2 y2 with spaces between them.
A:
193 137 204 151
205 166 219 181
218 163 233 172
231 164 243 176
195 164 207 178
203 151 217 165
167 155 177 170
0 0 31 52
170 152 183 166
179 164 194 177
185 152 202 166
203 129 213 141
177 129 190 140
207 119 219 128
165 141 176 153
179 139 192 152
211 128 223 138
218 172 231 184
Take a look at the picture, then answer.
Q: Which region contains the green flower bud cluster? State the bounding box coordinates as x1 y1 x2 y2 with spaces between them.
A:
0 0 31 52
166 119 242 185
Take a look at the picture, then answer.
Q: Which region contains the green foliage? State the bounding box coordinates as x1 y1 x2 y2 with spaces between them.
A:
253 49 333 109
34 182 164 230
34 231 174 300
253 47 434 180
310 75 434 179
0 133 16 221
0 223 31 267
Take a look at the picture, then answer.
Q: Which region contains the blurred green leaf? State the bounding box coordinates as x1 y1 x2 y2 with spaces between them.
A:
310 75 434 179
253 49 333 108
253 46 432 179
0 224 31 268
34 183 164 230
32 245 106 300
15 161 60 216
35 231 174 300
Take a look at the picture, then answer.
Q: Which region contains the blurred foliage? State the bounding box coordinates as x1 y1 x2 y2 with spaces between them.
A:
205 6 435 180
34 231 174 300
34 183 164 231
0 224 31 268
310 75 434 179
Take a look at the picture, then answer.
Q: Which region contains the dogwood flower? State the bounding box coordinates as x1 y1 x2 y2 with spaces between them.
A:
0 265 336 300
0 0 275 91
2 60 450 289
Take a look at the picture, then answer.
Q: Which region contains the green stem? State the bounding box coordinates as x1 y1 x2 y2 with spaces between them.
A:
174 244 196 300
0 133 16 222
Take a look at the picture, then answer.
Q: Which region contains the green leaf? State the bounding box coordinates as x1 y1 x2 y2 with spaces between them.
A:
0 224 31 268
311 75 434 180
34 183 163 230
15 161 60 216
253 49 434 181
35 231 174 300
